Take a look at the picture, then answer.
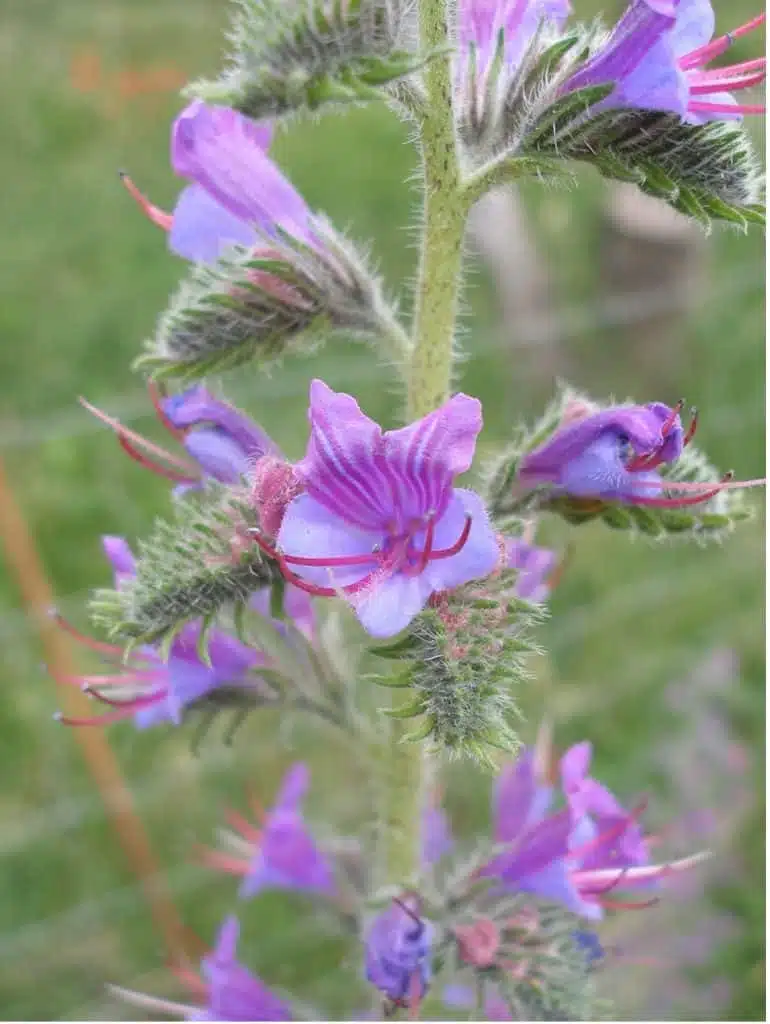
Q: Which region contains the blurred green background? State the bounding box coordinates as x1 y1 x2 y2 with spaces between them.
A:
0 0 764 1019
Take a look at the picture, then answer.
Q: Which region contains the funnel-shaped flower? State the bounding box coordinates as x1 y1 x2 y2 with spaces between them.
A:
201 764 334 900
365 895 434 1005
81 384 277 495
516 401 735 509
267 380 499 638
53 537 266 730
565 0 765 123
122 101 315 263
111 916 291 1021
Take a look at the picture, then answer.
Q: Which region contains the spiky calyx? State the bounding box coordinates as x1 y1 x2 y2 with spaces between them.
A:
187 0 427 122
138 223 405 384
371 574 546 766
482 386 751 543
458 26 765 230
89 486 283 647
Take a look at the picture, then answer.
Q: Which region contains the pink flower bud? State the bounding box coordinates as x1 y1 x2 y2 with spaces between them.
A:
454 918 500 968
251 456 304 537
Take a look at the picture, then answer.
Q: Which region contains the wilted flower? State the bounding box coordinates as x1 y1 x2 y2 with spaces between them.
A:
253 379 500 638
53 537 267 729
364 894 434 1007
111 915 292 1020
202 763 335 900
122 101 314 263
565 1 766 124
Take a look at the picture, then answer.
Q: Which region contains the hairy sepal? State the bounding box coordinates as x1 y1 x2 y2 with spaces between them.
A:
137 222 401 383
89 485 283 646
369 576 546 765
186 0 428 122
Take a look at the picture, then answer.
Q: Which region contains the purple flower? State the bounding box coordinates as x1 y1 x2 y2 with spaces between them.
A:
122 101 316 262
444 982 512 1019
421 803 454 865
193 917 292 1021
81 384 278 494
482 749 598 918
161 385 279 494
561 741 650 874
457 0 572 82
565 1 766 123
270 380 500 638
111 916 291 1021
53 536 267 730
203 764 335 899
517 401 716 508
365 895 434 1005
505 536 557 602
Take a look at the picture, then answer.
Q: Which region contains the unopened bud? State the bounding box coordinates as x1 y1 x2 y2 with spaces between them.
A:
454 918 500 968
251 456 304 536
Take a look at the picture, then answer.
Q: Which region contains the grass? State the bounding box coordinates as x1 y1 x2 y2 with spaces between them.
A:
0 0 764 1019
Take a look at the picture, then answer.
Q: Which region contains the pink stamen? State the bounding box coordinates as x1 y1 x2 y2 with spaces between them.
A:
169 964 208 997
54 707 138 726
689 99 765 115
225 808 262 843
280 549 380 568
197 846 250 876
568 800 648 863
407 970 422 1021
149 381 188 443
50 611 126 655
72 671 159 686
119 171 174 230
596 895 659 911
679 14 766 69
682 408 698 447
424 514 473 560
690 70 767 94
79 397 198 476
414 514 436 575
118 433 200 484
83 688 163 710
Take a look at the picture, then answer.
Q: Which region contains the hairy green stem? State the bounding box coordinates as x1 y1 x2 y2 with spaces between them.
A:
380 0 466 888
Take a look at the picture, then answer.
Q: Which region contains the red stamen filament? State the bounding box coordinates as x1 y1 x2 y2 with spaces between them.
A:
79 397 198 477
50 611 126 656
250 514 473 597
169 964 208 997
568 800 648 864
55 707 139 727
119 171 174 231
83 687 163 710
197 847 250 876
117 433 199 484
596 895 659 911
679 14 766 70
689 99 765 114
225 808 262 843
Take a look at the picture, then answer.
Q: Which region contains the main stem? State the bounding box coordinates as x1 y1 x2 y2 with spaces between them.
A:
382 0 466 887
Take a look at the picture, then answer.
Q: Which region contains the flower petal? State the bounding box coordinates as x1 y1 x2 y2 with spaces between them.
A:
420 489 500 594
171 101 312 243
384 394 484 520
300 380 396 531
101 535 136 583
349 571 433 639
277 492 381 590
493 749 553 843
169 183 258 263
163 387 278 460
519 404 671 483
560 741 593 796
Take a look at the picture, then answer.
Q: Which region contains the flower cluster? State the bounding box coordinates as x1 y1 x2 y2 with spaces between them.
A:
50 0 765 1018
